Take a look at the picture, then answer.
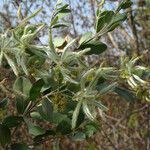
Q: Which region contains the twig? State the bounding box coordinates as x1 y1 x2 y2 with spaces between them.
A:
128 6 140 56
68 0 77 37
108 32 119 51
115 104 148 127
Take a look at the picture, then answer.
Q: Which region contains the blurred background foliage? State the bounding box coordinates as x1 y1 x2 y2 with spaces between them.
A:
0 0 150 150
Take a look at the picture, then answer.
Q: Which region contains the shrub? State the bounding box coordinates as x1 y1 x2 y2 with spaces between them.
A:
0 0 149 149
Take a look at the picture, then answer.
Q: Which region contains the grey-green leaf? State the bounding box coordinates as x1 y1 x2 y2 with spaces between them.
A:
16 97 29 114
24 118 46 136
4 54 18 76
13 77 32 99
37 99 53 122
72 100 82 129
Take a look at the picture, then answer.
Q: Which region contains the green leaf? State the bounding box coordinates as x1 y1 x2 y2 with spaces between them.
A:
98 82 117 95
27 45 47 58
2 116 23 128
29 79 44 101
56 8 71 19
53 37 65 48
30 112 42 120
56 0 63 6
85 122 99 138
61 38 77 61
52 113 68 124
114 87 135 102
56 119 71 135
61 69 78 84
11 143 31 150
71 132 86 141
108 13 127 32
27 55 45 68
17 5 22 20
111 13 127 25
0 51 3 66
0 124 11 147
79 40 107 55
79 32 92 45
72 100 82 129
52 23 69 28
16 97 29 114
20 56 28 75
0 98 9 109
96 11 114 33
96 10 127 34
4 54 18 76
76 109 85 128
34 130 55 143
13 77 32 99
37 99 53 122
88 144 96 150
51 16 59 26
25 119 46 136
117 0 133 12
82 101 95 121
28 125 45 136
22 8 43 24
90 100 108 111
57 4 69 10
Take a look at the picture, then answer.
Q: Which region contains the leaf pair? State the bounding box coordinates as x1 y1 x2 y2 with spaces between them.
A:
13 77 44 114
50 3 71 29
96 10 127 34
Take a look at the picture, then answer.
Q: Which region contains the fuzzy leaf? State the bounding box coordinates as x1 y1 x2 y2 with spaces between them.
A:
4 54 18 76
72 100 82 129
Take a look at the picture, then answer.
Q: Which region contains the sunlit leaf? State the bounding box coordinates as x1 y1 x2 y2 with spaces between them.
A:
72 100 82 129
13 77 32 99
4 54 18 76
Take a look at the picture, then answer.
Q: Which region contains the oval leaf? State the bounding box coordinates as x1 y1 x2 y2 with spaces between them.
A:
11 143 31 150
115 87 135 102
13 77 32 99
0 124 11 147
79 40 107 55
2 116 23 128
30 79 44 101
